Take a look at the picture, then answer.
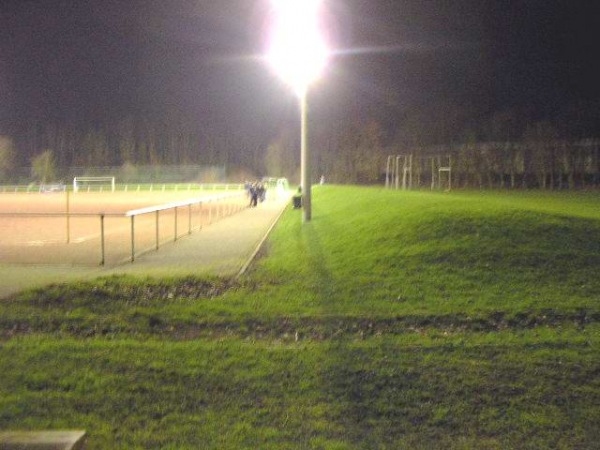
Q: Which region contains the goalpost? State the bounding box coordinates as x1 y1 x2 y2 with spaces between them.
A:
73 176 116 193
385 154 452 190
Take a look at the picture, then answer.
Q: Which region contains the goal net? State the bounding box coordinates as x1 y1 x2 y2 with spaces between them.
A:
73 176 116 193
39 183 67 193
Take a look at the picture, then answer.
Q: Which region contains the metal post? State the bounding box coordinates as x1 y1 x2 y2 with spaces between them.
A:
130 215 135 262
431 157 435 190
100 214 105 266
65 189 71 244
448 155 452 190
300 90 311 222
174 207 178 241
155 210 160 250
385 155 392 188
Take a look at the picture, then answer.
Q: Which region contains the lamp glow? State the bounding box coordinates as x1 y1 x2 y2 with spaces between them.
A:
266 0 329 222
267 0 329 96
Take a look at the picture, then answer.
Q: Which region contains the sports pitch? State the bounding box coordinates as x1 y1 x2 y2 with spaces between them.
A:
0 190 245 266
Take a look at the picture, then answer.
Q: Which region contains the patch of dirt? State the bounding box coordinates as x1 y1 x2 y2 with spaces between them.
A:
4 309 597 341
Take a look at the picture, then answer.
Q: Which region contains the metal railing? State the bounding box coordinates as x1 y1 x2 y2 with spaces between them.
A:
0 183 245 193
123 191 246 264
0 191 248 266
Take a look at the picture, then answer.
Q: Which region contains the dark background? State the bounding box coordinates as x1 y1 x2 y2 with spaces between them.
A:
1 0 599 171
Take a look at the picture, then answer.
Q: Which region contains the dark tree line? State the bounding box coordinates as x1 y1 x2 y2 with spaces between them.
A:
1 115 268 183
313 101 600 188
1 100 598 187
386 139 600 190
310 101 600 188
7 117 246 168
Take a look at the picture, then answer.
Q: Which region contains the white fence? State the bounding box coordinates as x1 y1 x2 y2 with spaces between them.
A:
123 192 247 264
0 183 245 194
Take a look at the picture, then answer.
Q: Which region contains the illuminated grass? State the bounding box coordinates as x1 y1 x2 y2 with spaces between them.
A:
0 187 598 449
1 328 597 449
236 187 600 318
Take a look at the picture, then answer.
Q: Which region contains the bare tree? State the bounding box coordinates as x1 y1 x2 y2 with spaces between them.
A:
0 136 15 182
264 129 297 180
524 121 559 189
31 150 56 183
117 118 136 164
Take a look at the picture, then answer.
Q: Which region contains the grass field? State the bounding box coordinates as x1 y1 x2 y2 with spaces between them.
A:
0 187 599 449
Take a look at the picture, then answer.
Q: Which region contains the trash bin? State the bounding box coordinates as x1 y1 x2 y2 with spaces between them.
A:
292 195 302 209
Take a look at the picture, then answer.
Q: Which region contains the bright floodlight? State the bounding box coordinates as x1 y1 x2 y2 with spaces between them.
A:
267 0 329 96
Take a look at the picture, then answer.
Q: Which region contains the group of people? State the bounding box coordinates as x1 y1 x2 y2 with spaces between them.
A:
245 181 266 207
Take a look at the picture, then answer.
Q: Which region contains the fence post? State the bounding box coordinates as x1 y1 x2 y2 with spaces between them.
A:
431 157 435 190
156 210 160 250
385 155 392 188
174 207 178 241
130 215 135 262
65 189 70 244
100 214 105 266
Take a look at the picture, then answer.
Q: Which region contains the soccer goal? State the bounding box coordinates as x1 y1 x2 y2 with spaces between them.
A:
40 183 67 193
73 176 116 193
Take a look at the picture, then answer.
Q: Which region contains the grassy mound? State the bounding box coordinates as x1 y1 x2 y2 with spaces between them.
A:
1 187 598 448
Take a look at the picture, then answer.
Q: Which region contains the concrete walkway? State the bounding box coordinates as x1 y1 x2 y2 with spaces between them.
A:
0 196 290 299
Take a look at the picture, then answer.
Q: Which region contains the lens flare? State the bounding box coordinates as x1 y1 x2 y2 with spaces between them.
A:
267 0 329 96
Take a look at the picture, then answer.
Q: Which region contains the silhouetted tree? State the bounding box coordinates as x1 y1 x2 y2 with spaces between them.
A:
0 136 15 182
31 150 56 183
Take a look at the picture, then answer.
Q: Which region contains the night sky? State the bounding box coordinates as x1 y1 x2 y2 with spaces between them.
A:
1 0 599 140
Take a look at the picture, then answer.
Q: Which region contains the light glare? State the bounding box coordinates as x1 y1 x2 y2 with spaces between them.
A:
268 0 329 96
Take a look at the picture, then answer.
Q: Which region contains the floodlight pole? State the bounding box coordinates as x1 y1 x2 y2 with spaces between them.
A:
300 89 311 222
267 0 328 223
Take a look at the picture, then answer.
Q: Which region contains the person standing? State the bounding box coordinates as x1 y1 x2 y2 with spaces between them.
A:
258 182 266 203
249 182 259 207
